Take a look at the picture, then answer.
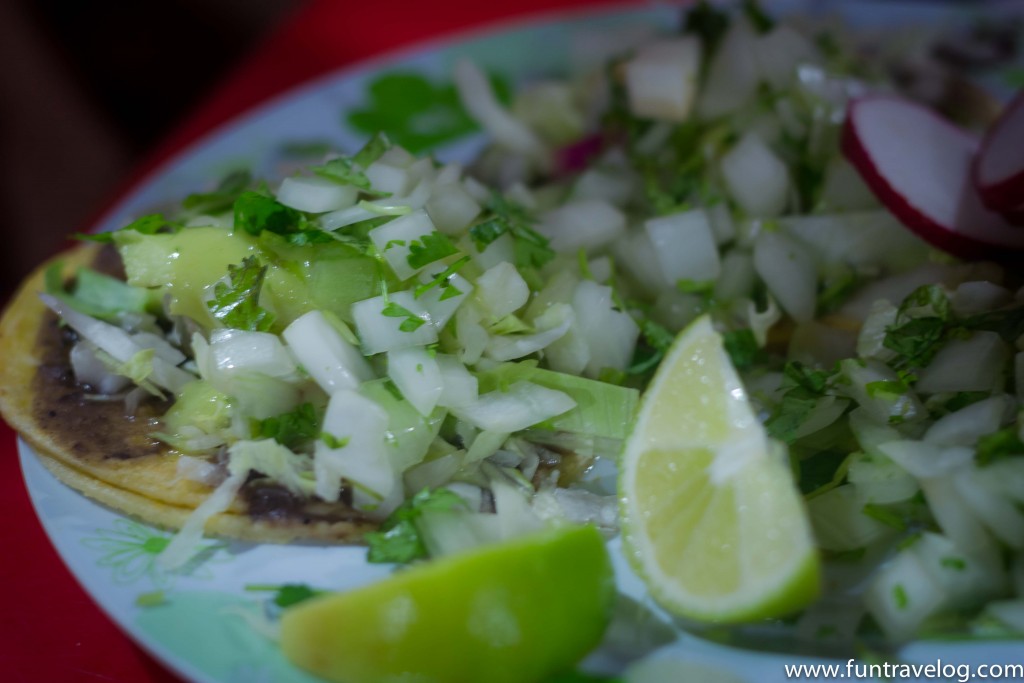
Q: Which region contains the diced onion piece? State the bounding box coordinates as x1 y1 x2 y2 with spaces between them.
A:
539 199 626 254
476 262 529 319
320 204 380 231
877 440 973 479
207 328 297 379
131 332 187 366
754 230 817 322
644 208 720 284
352 291 437 355
454 59 548 162
436 354 478 409
911 532 1006 611
721 132 791 218
846 452 918 504
315 389 392 501
864 545 948 642
856 300 898 361
369 210 441 281
613 230 669 296
921 476 1003 569
793 396 849 440
41 294 194 394
453 304 488 365
572 280 640 378
915 331 1010 394
707 202 736 245
388 347 443 417
452 381 576 433
490 479 544 539
697 19 759 119
464 231 515 270
425 183 481 235
486 303 573 362
70 341 131 395
283 310 373 394
754 24 822 90
624 37 701 122
807 484 892 552
985 601 1024 632
953 469 1024 550
365 161 412 196
924 395 1013 447
952 281 1012 318
571 167 637 208
276 176 358 213
780 211 928 272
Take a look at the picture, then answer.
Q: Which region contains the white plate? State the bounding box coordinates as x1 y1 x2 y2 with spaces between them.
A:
20 3 1024 682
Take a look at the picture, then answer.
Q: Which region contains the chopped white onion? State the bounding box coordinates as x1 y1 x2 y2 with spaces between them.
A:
486 303 573 362
624 37 702 122
539 199 626 254
315 389 392 501
644 208 720 284
572 280 640 378
877 441 973 479
721 132 791 218
475 262 529 320
452 381 576 433
368 209 441 281
436 354 478 409
283 310 373 394
388 347 443 416
754 230 816 322
915 331 1010 395
351 291 437 355
924 395 1013 447
276 176 358 213
425 183 481 235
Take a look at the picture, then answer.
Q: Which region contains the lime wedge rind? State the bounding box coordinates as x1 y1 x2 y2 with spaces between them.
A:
619 315 821 624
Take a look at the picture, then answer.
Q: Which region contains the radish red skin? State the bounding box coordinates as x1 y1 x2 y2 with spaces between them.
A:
973 90 1024 213
841 94 1024 262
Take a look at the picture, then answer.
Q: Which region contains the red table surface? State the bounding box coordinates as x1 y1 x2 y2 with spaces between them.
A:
0 0 640 680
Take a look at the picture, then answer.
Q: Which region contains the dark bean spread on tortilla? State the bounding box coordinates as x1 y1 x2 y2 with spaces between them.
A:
29 246 368 528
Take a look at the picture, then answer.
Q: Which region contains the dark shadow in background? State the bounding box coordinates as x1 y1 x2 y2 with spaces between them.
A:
0 0 299 300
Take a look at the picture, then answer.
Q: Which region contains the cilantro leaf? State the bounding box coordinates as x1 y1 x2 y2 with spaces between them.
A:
233 191 305 236
470 193 555 270
250 403 321 450
414 256 470 299
407 232 459 270
76 213 181 243
365 488 467 564
626 318 675 376
312 157 371 190
183 169 252 215
246 583 325 608
722 329 761 371
353 131 392 169
963 305 1024 344
320 432 350 449
742 0 775 34
208 256 275 332
976 426 1024 467
883 317 948 370
766 362 836 443
382 301 426 332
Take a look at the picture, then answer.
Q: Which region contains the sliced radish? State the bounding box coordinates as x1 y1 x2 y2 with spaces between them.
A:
842 94 1024 260
973 91 1024 213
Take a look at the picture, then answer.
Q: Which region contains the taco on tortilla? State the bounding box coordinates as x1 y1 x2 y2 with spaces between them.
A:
0 137 631 569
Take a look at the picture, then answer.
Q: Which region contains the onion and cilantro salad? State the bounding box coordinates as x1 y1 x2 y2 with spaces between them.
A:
45 0 1024 654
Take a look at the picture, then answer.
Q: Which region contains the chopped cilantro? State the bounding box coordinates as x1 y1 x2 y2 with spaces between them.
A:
939 391 989 415
862 503 907 531
893 584 909 609
940 557 967 571
250 403 321 450
883 317 948 369
353 131 392 169
135 590 167 607
234 191 304 236
766 362 836 443
246 583 325 608
626 318 675 376
407 232 459 270
320 432 351 449
865 378 911 400
312 158 371 190
183 169 252 215
677 279 715 295
470 193 555 270
207 256 275 332
382 301 426 332
722 329 761 371
976 426 1024 467
365 488 467 564
963 304 1024 345
414 256 470 299
76 213 181 243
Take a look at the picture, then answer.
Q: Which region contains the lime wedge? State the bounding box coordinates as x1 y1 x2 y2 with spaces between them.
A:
619 315 820 623
280 525 614 683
